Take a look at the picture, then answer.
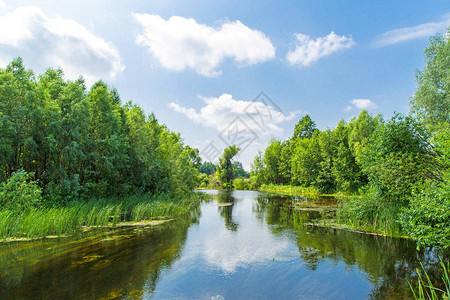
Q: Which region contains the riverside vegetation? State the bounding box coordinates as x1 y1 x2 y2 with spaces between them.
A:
0 58 203 240
246 29 450 249
199 29 450 251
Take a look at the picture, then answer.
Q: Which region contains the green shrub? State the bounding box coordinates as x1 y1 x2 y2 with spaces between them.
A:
0 170 42 212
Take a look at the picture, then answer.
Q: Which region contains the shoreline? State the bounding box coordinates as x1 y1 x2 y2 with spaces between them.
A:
1 219 173 243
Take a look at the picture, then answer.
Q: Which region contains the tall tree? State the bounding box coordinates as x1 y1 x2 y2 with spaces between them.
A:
216 145 240 189
293 114 317 139
410 27 450 127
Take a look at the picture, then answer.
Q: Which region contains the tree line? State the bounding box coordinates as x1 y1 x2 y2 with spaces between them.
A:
0 58 202 209
249 29 450 247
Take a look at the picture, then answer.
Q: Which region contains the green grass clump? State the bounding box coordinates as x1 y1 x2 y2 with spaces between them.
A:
410 259 450 300
0 193 201 241
336 196 403 237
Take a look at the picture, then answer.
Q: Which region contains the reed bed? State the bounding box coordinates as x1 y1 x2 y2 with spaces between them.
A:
0 193 201 240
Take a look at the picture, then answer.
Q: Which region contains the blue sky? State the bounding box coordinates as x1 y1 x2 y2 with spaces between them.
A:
0 1 448 168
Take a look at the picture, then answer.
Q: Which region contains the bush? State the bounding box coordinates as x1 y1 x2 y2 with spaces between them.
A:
0 170 42 212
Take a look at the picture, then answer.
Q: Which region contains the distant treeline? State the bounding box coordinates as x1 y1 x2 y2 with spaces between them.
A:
249 29 450 247
0 58 202 206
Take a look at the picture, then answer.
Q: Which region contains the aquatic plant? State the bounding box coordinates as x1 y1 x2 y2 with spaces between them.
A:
0 193 202 241
410 259 450 300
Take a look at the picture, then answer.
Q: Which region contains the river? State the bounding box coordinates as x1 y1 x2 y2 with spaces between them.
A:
0 190 447 299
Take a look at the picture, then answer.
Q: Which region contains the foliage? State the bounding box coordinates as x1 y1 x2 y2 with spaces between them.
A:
250 150 266 188
0 58 201 202
399 124 450 248
0 170 42 212
199 161 216 175
233 179 251 190
216 145 240 189
0 193 202 240
410 259 450 300
232 161 250 179
410 27 450 127
358 113 436 205
292 114 317 139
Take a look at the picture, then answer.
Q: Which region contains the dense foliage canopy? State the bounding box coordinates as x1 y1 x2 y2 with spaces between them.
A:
0 58 202 207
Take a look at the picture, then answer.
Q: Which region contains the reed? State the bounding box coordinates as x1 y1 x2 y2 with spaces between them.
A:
0 193 201 241
410 259 450 300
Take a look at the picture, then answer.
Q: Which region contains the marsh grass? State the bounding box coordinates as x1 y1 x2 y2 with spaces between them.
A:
336 196 404 237
410 259 450 300
0 193 201 241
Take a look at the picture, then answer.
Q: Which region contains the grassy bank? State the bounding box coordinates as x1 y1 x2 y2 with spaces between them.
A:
0 193 201 241
258 184 320 196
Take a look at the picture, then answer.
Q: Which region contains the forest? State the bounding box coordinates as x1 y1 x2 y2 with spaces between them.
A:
0 57 203 239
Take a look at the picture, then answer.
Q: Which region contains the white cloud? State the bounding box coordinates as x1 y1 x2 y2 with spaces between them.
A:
373 16 450 47
344 99 377 112
286 31 355 67
0 6 124 84
169 94 299 137
133 14 275 76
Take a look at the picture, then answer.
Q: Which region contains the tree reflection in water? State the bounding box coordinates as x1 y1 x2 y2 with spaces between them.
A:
216 190 239 232
255 193 450 299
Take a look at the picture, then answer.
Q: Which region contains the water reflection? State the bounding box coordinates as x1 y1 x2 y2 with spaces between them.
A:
0 204 201 300
0 190 448 299
216 190 239 232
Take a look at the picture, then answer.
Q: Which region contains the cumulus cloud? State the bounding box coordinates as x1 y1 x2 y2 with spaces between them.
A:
133 14 275 76
169 94 299 137
0 6 124 84
286 31 355 67
373 16 450 47
344 99 377 112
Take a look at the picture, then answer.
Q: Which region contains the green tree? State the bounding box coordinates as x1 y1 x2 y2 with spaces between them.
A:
199 161 216 175
359 113 436 205
293 114 317 139
410 27 450 127
232 161 250 179
216 145 240 189
400 123 450 247
291 133 322 186
250 150 266 188
264 140 283 184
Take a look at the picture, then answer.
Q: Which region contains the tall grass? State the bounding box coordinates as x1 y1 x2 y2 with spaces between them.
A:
336 195 403 236
410 259 450 300
0 193 201 241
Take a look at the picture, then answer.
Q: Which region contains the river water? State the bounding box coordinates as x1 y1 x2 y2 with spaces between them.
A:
0 190 447 299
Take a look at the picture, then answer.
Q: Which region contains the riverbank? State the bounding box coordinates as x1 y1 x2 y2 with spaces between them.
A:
0 193 201 242
257 184 363 198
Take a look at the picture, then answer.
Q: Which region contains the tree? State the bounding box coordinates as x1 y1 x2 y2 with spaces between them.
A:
216 145 240 189
359 113 437 205
199 162 216 175
264 139 284 184
250 151 265 188
400 123 450 247
293 114 317 139
291 133 322 186
232 161 250 179
410 27 450 127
